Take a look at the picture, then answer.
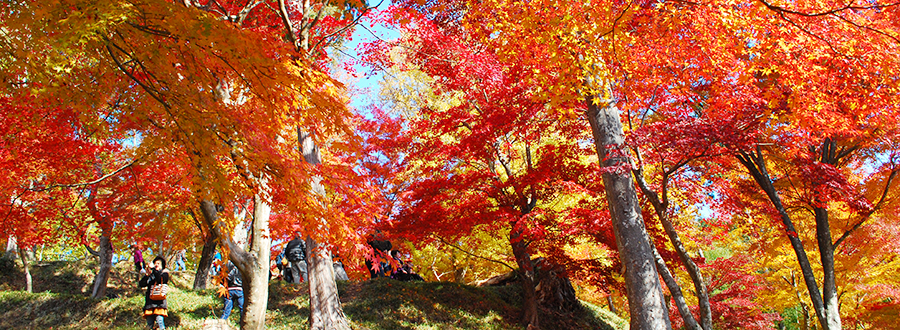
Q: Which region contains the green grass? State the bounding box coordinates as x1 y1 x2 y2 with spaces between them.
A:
0 258 624 329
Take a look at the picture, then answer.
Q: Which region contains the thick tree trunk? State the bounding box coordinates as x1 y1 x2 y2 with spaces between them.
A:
199 199 270 330
240 194 272 330
736 149 830 329
194 232 219 290
300 130 351 330
585 94 672 330
90 234 113 299
510 223 539 329
18 247 32 293
307 236 351 330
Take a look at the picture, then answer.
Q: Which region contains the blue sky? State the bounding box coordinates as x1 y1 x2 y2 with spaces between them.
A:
339 2 401 114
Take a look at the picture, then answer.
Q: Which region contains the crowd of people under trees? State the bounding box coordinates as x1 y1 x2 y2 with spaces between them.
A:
127 232 422 329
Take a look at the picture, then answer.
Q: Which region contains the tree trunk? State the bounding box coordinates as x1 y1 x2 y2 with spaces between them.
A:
634 169 712 329
510 223 539 329
307 236 351 330
194 231 219 290
585 94 672 330
5 236 17 259
240 193 272 330
652 246 702 330
300 130 351 330
18 246 32 293
814 207 841 330
199 198 270 330
90 234 113 299
607 295 617 314
658 215 712 330
736 148 830 329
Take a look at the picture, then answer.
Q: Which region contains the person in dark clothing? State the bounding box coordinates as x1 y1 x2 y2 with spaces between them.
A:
365 232 391 279
139 256 169 329
132 244 145 273
389 250 424 282
220 261 244 322
284 235 307 284
275 250 293 282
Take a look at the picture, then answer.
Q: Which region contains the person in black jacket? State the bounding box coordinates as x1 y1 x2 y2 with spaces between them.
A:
220 261 244 322
365 231 391 279
139 256 169 329
284 234 307 284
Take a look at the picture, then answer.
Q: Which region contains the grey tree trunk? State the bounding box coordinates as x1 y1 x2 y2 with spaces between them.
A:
90 235 113 299
299 130 351 330
606 295 617 314
658 216 712 330
634 169 712 329
18 247 32 293
652 246 702 330
199 198 271 330
193 232 218 290
5 236 17 259
240 193 272 330
584 93 672 330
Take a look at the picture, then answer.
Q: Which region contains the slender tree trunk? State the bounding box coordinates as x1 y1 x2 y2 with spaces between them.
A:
90 235 113 299
18 247 32 293
510 222 539 329
789 272 811 330
814 207 841 329
607 295 617 314
584 93 672 330
300 130 351 330
634 169 712 329
658 215 712 330
737 148 829 329
652 246 702 330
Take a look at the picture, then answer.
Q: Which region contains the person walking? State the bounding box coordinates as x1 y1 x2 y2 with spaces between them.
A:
132 245 145 278
284 234 307 284
172 249 186 272
220 261 244 322
139 256 170 329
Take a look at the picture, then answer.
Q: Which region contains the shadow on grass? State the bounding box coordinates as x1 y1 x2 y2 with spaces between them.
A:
339 279 522 330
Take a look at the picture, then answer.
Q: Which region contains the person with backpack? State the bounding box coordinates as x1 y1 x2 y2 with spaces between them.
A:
275 250 293 282
284 234 307 284
220 261 244 322
139 256 170 329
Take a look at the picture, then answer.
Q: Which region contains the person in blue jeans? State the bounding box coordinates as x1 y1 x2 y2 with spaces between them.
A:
221 261 244 322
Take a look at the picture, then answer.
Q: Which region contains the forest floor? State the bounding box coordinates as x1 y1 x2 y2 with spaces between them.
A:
0 258 625 329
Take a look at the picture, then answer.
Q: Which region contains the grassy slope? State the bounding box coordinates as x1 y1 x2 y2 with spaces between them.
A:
0 258 625 329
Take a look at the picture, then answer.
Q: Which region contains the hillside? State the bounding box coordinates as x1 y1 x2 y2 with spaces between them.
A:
0 258 625 329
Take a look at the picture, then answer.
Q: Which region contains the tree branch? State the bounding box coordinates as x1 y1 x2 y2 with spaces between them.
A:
435 236 516 271
834 167 898 248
